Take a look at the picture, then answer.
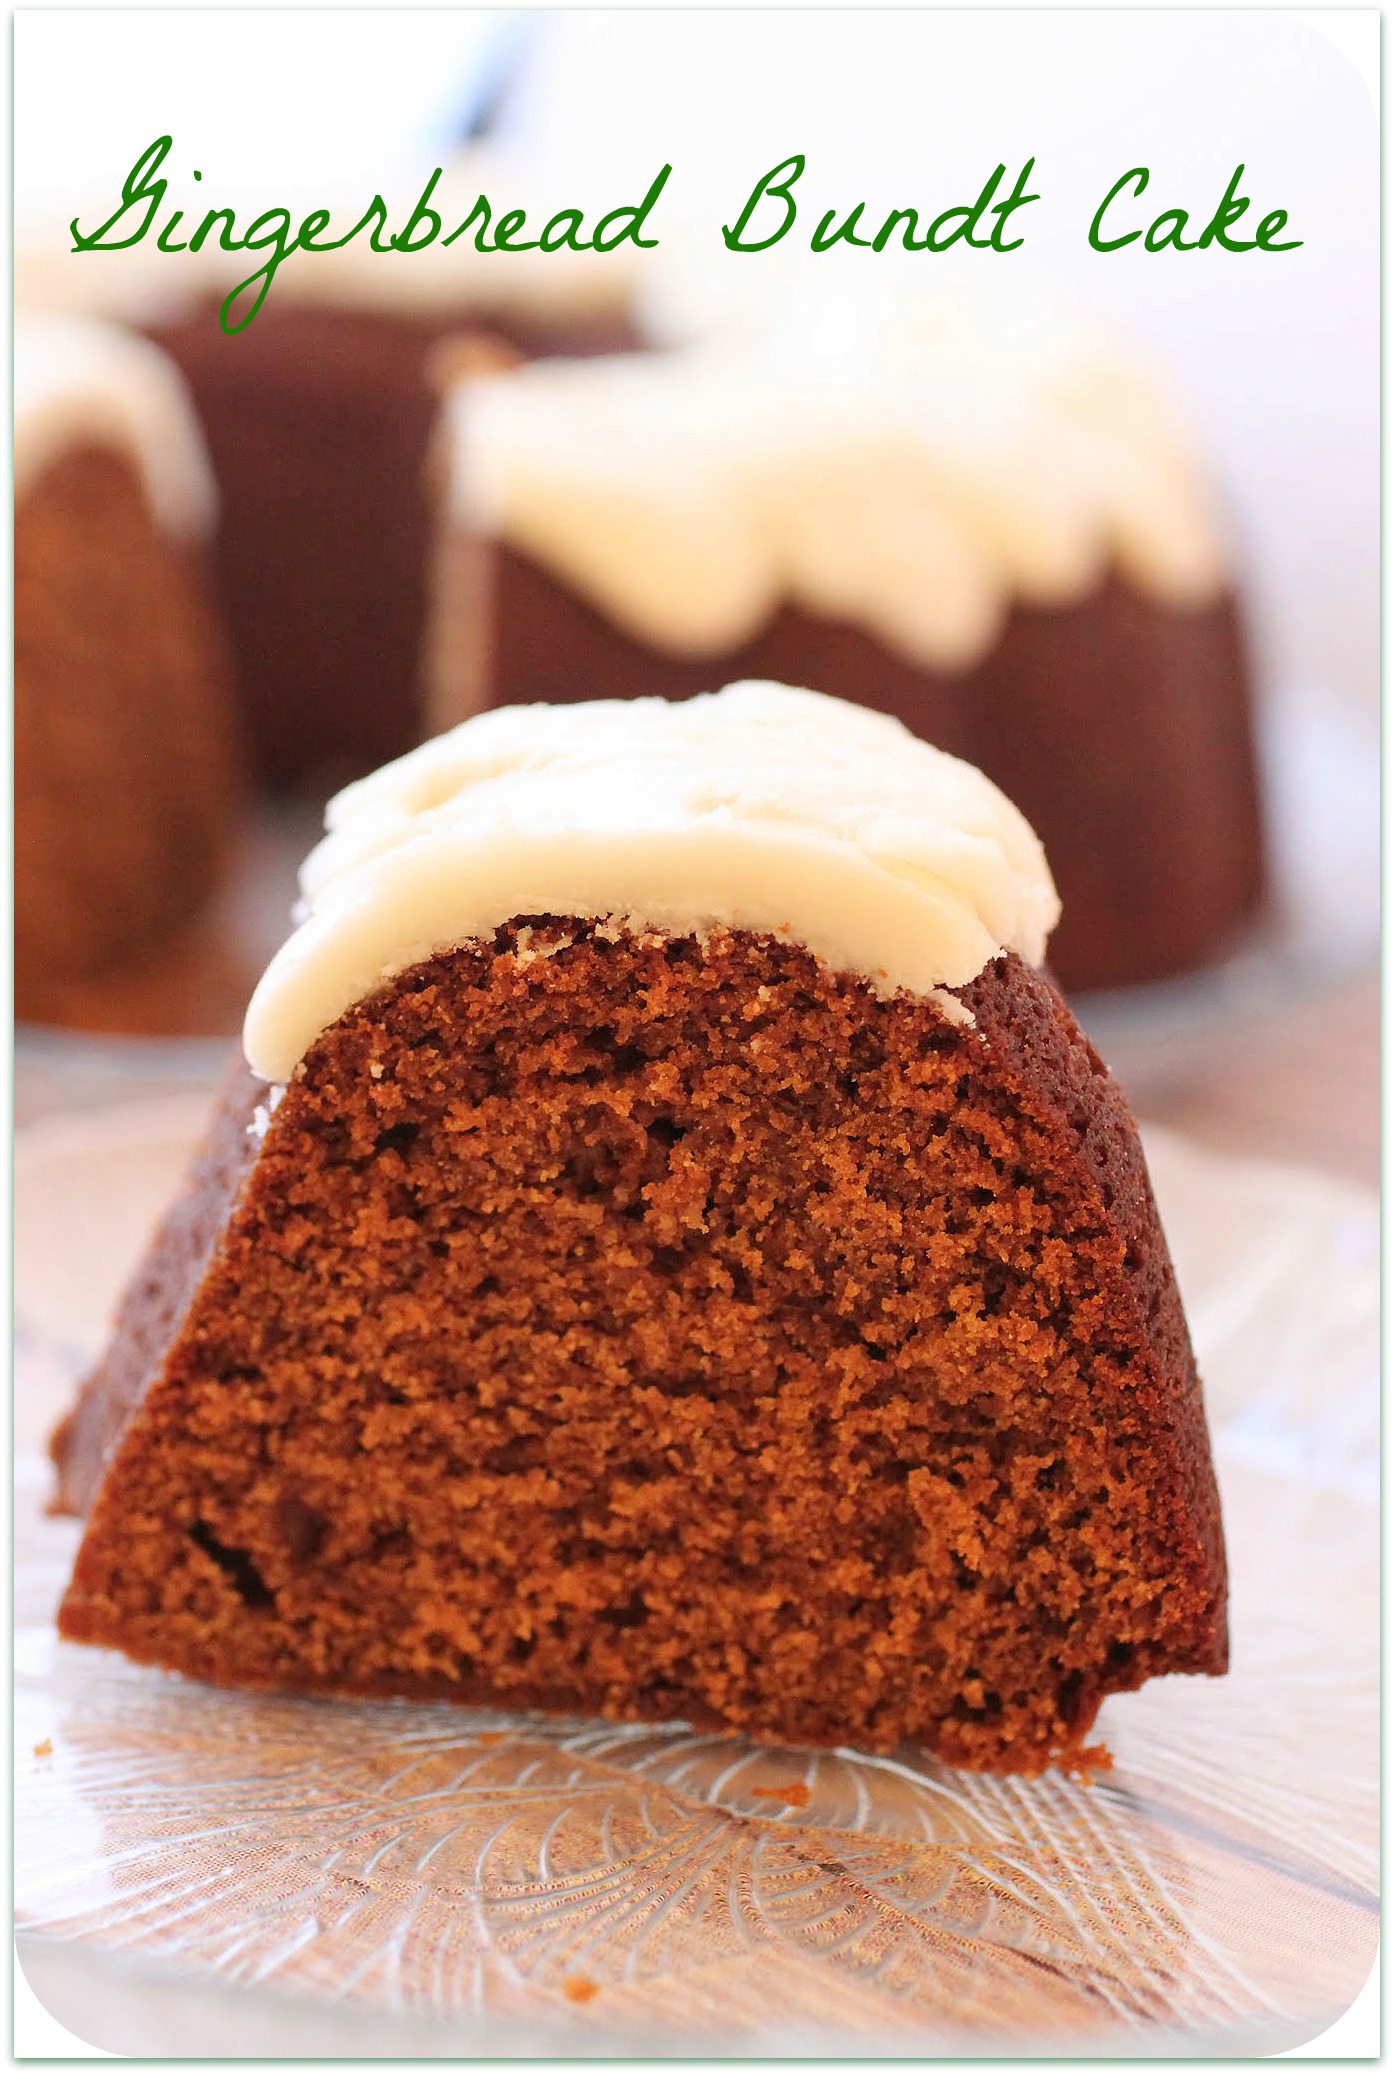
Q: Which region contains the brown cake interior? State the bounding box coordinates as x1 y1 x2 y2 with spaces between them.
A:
55 926 1226 1773
149 304 638 793
434 538 1266 995
15 445 241 1019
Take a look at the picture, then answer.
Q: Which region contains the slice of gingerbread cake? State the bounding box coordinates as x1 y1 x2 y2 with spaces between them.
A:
52 681 1227 1773
429 288 1265 995
15 314 242 1026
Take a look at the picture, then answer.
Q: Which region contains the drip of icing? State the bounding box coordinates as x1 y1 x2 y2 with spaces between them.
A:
14 314 216 536
445 283 1228 669
243 680 1059 1082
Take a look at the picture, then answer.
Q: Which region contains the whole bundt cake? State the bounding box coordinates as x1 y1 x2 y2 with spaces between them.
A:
431 288 1265 993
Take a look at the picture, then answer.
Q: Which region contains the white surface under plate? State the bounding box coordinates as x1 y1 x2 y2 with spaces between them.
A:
14 1099 1378 2056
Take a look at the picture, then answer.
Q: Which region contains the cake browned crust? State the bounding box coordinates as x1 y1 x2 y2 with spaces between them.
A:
54 926 1226 1772
15 445 241 1021
438 538 1265 994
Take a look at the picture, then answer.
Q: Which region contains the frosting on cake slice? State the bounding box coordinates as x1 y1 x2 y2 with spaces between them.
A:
246 680 1060 1083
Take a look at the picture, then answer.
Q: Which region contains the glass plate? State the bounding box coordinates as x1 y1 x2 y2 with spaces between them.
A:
14 1103 1378 2056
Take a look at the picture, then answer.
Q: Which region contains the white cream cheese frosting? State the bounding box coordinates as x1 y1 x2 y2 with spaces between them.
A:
15 314 217 536
243 680 1059 1083
446 283 1228 671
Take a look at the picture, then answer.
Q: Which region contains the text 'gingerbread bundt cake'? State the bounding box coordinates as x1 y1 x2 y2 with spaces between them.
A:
53 681 1227 1772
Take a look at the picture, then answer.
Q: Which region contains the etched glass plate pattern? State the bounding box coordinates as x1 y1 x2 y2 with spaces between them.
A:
14 1102 1378 2054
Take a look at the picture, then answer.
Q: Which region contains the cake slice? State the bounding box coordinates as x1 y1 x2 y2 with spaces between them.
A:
15 315 241 1025
52 682 1227 1772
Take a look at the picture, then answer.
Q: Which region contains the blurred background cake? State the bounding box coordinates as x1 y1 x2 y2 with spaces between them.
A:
16 231 1268 999
14 314 243 1030
430 286 1264 993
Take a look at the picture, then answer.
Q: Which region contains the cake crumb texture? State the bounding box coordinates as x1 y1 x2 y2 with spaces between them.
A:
55 926 1226 1772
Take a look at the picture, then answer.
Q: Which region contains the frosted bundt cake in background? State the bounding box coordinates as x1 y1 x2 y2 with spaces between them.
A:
15 314 243 1028
53 682 1228 1773
429 284 1266 994
17 199 1268 999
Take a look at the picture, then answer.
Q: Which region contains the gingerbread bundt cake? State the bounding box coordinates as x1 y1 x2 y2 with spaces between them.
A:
15 315 241 1025
18 201 1265 996
52 683 1227 1772
432 291 1265 993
